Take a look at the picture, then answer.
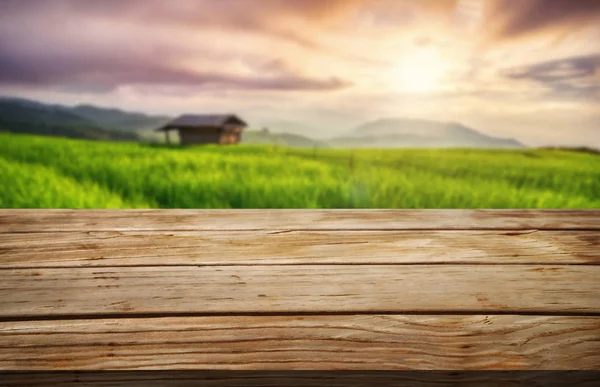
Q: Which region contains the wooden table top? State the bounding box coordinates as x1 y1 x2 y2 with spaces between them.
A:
0 209 599 374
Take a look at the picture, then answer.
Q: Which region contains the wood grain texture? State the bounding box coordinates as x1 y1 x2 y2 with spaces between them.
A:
0 230 597 267
2 265 599 318
1 209 599 233
1 316 599 370
4 372 600 387
1 209 598 372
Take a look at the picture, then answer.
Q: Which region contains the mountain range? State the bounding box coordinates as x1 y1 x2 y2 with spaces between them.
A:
70 104 171 132
331 118 523 148
0 97 170 142
0 96 524 148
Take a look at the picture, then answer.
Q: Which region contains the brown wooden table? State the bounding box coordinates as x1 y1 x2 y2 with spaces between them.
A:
0 210 599 384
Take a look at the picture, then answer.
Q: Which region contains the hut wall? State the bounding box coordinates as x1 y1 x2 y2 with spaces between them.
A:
179 127 221 145
220 126 243 144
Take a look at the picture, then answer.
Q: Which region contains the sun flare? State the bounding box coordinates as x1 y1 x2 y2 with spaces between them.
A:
391 48 448 93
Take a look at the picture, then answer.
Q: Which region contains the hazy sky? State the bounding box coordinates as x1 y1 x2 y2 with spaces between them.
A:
1 0 599 146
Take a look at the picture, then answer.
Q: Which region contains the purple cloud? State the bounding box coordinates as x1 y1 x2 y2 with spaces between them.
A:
0 38 351 92
503 54 600 100
486 0 600 39
0 0 354 93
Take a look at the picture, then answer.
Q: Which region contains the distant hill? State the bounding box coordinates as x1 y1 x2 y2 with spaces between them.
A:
259 120 326 138
70 104 171 131
242 129 326 148
330 118 524 148
0 95 324 146
0 97 140 141
0 96 526 148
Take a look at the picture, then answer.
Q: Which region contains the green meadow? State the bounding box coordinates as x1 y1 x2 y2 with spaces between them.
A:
0 133 598 209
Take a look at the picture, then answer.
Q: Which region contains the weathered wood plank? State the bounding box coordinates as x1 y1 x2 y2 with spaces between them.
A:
2 265 599 317
1 210 598 233
4 372 600 387
1 316 599 370
0 230 597 267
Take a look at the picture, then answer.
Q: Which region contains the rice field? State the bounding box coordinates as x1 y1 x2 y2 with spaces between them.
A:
1 133 598 208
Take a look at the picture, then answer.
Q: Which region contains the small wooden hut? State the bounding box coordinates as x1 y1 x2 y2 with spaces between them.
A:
157 114 248 145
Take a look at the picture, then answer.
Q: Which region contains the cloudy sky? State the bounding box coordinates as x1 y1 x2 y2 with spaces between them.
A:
0 0 599 146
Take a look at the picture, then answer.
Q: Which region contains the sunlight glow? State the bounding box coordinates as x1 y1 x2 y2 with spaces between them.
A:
391 48 448 93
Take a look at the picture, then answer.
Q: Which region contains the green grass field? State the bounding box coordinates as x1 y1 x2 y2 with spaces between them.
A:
1 133 598 208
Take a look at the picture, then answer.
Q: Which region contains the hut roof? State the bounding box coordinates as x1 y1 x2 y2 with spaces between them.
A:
158 114 248 131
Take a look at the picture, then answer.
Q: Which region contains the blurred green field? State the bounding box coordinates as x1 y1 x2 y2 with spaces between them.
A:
1 133 598 208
